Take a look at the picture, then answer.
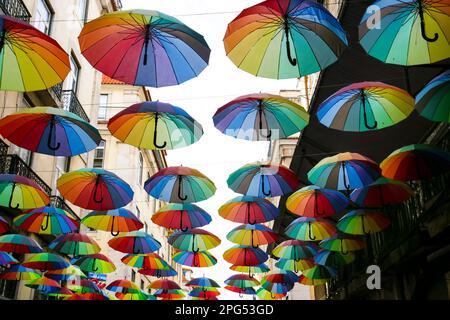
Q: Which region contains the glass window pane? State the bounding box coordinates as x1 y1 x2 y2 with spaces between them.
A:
98 94 108 120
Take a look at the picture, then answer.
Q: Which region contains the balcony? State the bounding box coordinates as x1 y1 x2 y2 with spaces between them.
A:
61 90 90 123
0 139 7 157
50 83 63 103
0 0 31 22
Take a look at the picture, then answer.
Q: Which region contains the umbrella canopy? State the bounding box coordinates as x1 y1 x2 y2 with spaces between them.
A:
106 279 140 294
0 234 43 254
22 253 70 271
138 266 178 278
224 274 260 288
302 264 337 279
319 234 365 255
272 240 318 260
316 82 414 131
0 251 18 266
286 185 349 218
13 206 79 235
72 253 116 274
0 265 41 281
121 252 169 270
46 287 74 299
230 263 270 275
314 249 355 267
227 163 300 197
45 265 86 281
415 70 450 123
49 233 101 256
168 228 221 252
213 93 309 141
0 107 101 156
57 168 133 211
186 277 221 288
219 196 279 224
337 210 391 235
145 166 216 203
0 216 9 234
107 101 203 150
79 9 210 88
256 287 286 300
225 285 256 296
189 290 220 299
261 271 297 294
154 289 185 300
152 203 211 231
298 275 328 286
148 279 181 290
108 231 161 254
285 217 337 241
308 152 381 192
223 0 348 79
0 174 49 210
275 258 315 273
116 291 152 300
380 144 450 181
25 277 62 294
359 0 450 66
0 15 70 91
223 245 268 266
172 250 217 268
81 208 143 236
67 279 102 294
227 224 278 247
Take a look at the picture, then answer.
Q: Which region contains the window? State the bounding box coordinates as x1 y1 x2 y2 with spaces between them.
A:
14 97 33 166
65 54 80 93
93 141 105 168
137 153 143 185
98 94 108 120
131 270 136 282
34 0 52 34
140 280 144 291
77 0 88 23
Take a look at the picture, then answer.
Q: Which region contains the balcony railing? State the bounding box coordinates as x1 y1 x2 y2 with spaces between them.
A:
61 90 90 123
50 83 63 103
0 0 31 22
0 139 8 157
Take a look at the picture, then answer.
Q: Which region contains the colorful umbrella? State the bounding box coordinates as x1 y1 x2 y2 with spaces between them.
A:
25 277 62 294
107 101 203 150
227 163 300 197
350 177 413 207
0 174 49 210
172 250 217 268
380 144 450 181
0 251 18 266
285 217 337 241
72 253 116 274
415 70 450 123
275 258 315 273
67 279 102 294
57 168 134 211
0 265 41 281
79 10 210 88
223 0 348 79
314 249 355 267
224 274 260 288
298 275 328 286
148 279 181 291
46 287 75 299
0 107 101 156
13 206 79 235
319 234 365 255
286 185 349 217
213 93 309 141
227 224 278 247
223 245 268 266
186 277 220 288
121 252 169 270
106 279 140 294
0 216 9 234
302 264 337 279
116 291 152 301
359 0 450 66
272 240 318 260
108 231 161 254
308 152 381 192
152 203 211 231
219 196 279 224
225 285 256 296
189 290 220 299
22 253 70 271
81 208 143 236
49 233 101 256
230 263 270 276
0 234 43 253
168 228 221 252
260 271 297 294
256 287 286 300
154 289 185 300
0 15 70 91
45 265 86 281
139 266 177 278
316 82 414 131
337 209 391 235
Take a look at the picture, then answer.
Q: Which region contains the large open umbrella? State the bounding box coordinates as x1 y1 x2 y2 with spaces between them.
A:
139 266 177 278
319 234 365 255
108 231 161 254
0 107 101 156
81 208 143 236
219 196 279 224
359 0 450 66
230 263 270 276
415 70 450 123
186 277 221 288
314 249 355 267
0 265 41 281
272 240 317 260
79 10 210 88
0 234 43 253
107 101 203 150
189 289 220 300
148 279 181 291
0 216 9 234
25 277 62 294
168 228 221 252
152 203 211 231
67 279 102 294
302 264 337 280
337 210 391 235
275 258 315 273
223 0 348 79
72 253 116 274
0 15 70 91
49 233 100 256
0 174 49 210
172 250 217 268
225 274 260 288
223 245 268 266
121 252 169 270
45 265 86 281
285 217 337 241
154 289 185 300
106 279 140 294
227 224 278 248
260 271 298 295
0 251 18 266
22 253 70 271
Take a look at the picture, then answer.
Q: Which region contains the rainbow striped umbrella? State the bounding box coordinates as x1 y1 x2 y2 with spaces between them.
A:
314 249 355 267
186 277 220 288
227 224 278 247
189 290 220 300
223 0 348 79
225 274 260 288
298 275 328 286
416 70 450 123
25 277 62 294
67 279 102 294
22 253 70 271
0 234 43 254
380 144 450 181
116 291 154 301
302 264 337 279
49 233 101 256
256 287 286 300
172 250 217 268
0 15 70 91
285 217 337 241
0 251 18 266
225 285 256 296
145 166 216 203
0 107 101 156
316 82 414 131
319 234 365 255
227 163 300 197
308 152 381 192
106 279 140 294
46 287 74 299
107 101 203 150
359 0 450 66
121 252 169 270
154 289 185 300
45 265 86 281
219 196 279 224
81 208 143 236
149 279 181 291
72 253 116 274
139 266 177 278
272 240 318 260
13 206 79 235
57 168 134 211
275 258 315 273
260 271 298 294
0 216 9 234
230 263 270 276
337 210 391 235
168 228 221 252
213 93 309 141
350 177 414 207
79 10 210 88
0 174 49 210
0 265 41 281
223 245 268 266
108 231 161 254
286 185 349 218
152 203 211 231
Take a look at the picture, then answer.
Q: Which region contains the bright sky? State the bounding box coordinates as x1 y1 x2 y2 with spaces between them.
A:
122 0 299 299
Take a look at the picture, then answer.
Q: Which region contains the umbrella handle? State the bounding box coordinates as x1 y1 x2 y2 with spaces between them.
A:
92 258 98 272
239 292 244 298
247 202 256 225
294 261 299 273
308 221 316 241
41 214 50 231
156 270 161 279
284 17 297 66
110 216 120 237
153 112 167 149
177 176 188 201
192 235 200 253
251 230 259 249
418 1 438 42
361 89 377 130
180 210 189 232
341 162 351 192
8 182 19 209
314 192 324 216
47 116 61 151
248 268 254 279
93 175 104 204
361 214 370 235
271 292 276 299
261 175 271 197
340 239 348 255
193 253 200 267
143 24 151 65
257 101 272 139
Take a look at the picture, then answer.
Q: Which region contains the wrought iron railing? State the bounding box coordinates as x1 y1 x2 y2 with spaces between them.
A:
0 139 8 157
61 90 90 123
50 83 63 103
0 0 31 22
50 196 79 221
